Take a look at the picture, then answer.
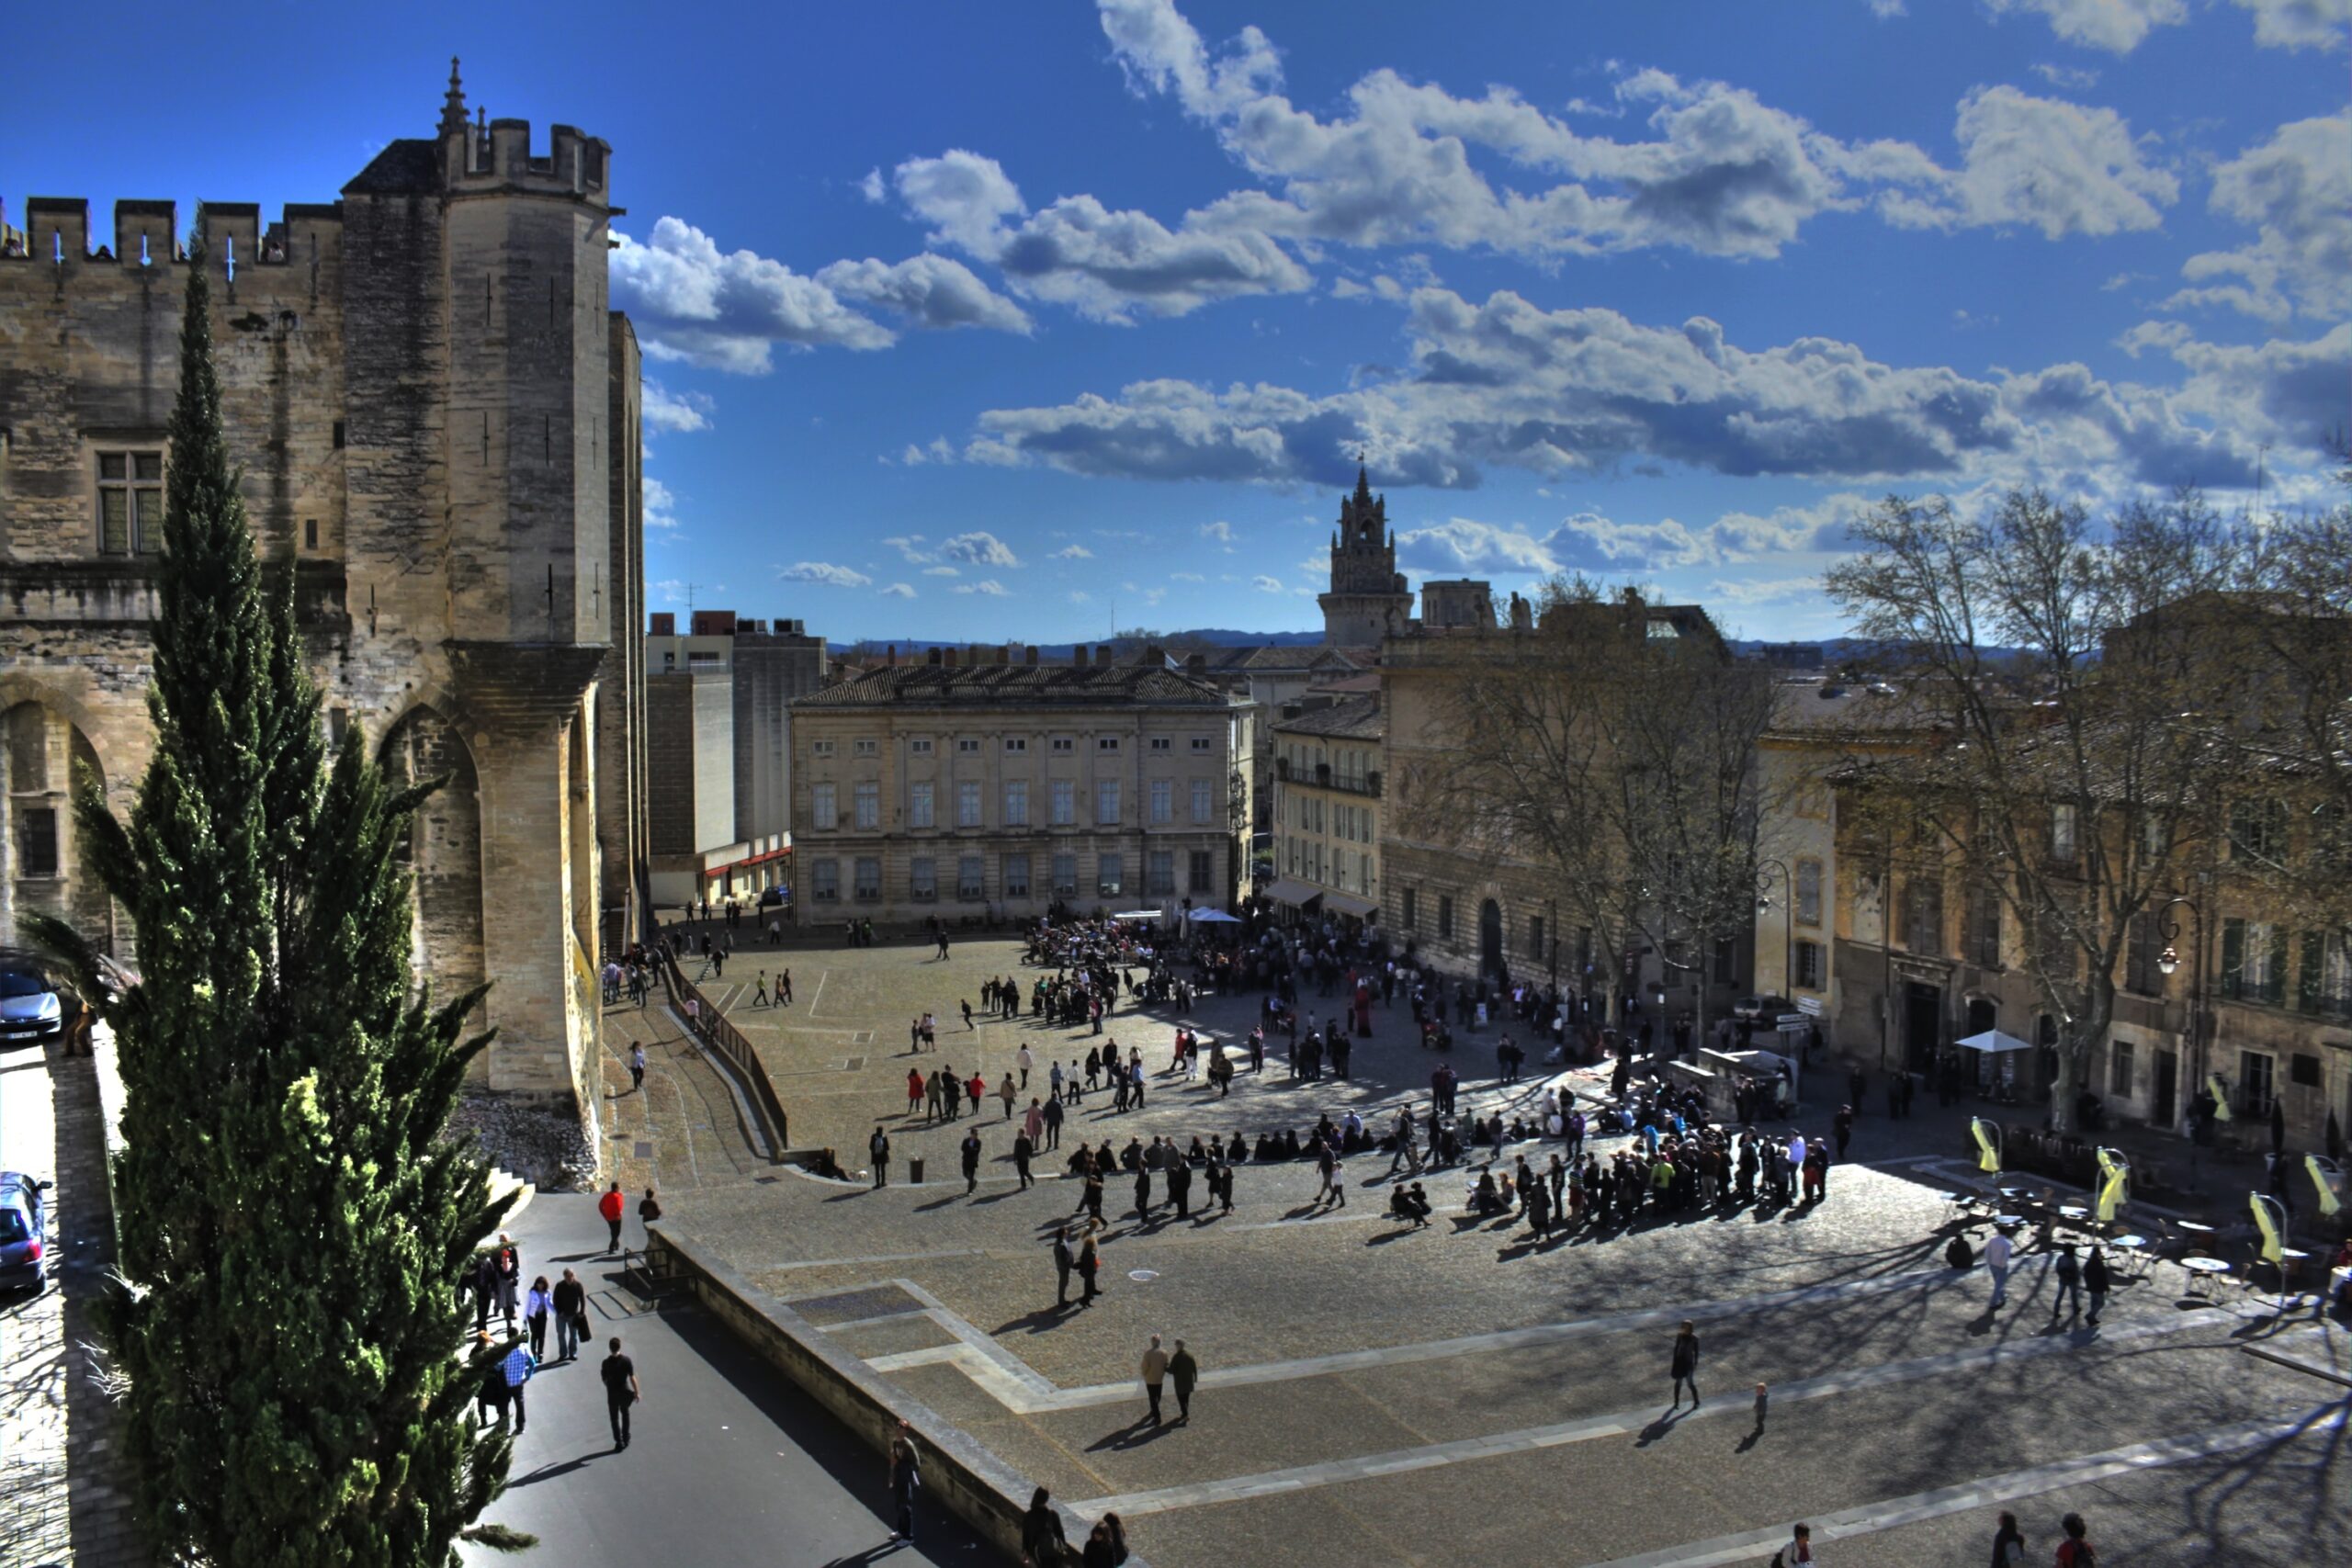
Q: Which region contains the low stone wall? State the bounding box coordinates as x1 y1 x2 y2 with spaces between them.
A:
647 1224 1117 1563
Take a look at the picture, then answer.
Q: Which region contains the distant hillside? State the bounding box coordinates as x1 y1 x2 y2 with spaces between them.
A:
848 626 1323 658
1729 637 2030 670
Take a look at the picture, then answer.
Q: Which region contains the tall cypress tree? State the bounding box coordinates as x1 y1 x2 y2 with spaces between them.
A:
29 232 528 1565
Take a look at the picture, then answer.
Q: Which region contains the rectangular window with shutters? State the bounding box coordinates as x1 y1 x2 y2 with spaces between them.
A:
1051 737 1073 753
1713 937 1738 986
16 807 60 879
957 781 982 828
1795 859 1823 926
1004 737 1027 752
810 783 836 829
1097 780 1120 825
1903 877 1943 956
1973 886 2003 967
1402 887 1418 931
1051 780 1074 826
2239 1050 2276 1115
1794 940 1824 988
2222 917 2287 1006
1529 915 1546 963
810 859 840 902
2290 1051 2321 1088
1097 853 1123 897
1003 780 1028 827
96 450 165 554
853 857 881 900
1149 779 1172 824
1052 852 1078 895
1150 737 1171 752
910 738 933 755
957 855 984 900
1003 854 1032 897
854 739 878 757
2109 1038 2134 1099
2050 803 2077 864
1192 779 1214 824
1148 850 1175 895
1437 895 1453 941
1191 736 1211 752
1188 850 1213 894
2298 931 2352 1018
910 856 936 900
2126 910 2162 995
853 782 879 829
910 782 933 829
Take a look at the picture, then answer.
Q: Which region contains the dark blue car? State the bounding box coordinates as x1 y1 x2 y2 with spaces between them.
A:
0 1170 50 1293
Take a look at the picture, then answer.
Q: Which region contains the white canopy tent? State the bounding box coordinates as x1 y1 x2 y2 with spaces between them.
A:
1185 908 1242 924
1955 1029 2035 1054
1111 909 1164 923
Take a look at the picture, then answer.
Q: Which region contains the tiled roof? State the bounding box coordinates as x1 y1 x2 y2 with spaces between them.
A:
1272 694 1384 739
342 140 441 196
793 662 1232 709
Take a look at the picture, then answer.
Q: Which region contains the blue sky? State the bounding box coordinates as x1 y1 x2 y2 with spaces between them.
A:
9 1 2346 643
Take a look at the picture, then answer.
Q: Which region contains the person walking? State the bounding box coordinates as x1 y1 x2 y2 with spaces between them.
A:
492 1234 521 1328
552 1268 586 1361
1168 1337 1198 1423
1774 1521 1816 1564
2051 1242 2084 1323
1989 1510 2027 1567
870 1125 891 1189
1018 1043 1034 1089
1669 1320 1702 1409
638 1187 662 1241
2084 1245 2111 1326
475 1332 509 1427
629 1043 647 1094
1043 1093 1064 1150
500 1334 537 1435
1000 1073 1019 1121
601 1336 640 1450
2054 1512 2098 1566
599 1181 627 1253
1014 1129 1035 1190
1985 1224 2016 1310
1020 1485 1069 1567
887 1420 922 1544
524 1275 552 1359
962 1128 984 1194
1078 1231 1102 1304
1053 1227 1076 1307
907 1066 925 1115
1140 1333 1170 1425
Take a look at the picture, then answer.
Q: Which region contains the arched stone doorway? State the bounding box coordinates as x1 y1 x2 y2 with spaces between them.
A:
1479 897 1505 982
0 701 112 953
379 705 488 1030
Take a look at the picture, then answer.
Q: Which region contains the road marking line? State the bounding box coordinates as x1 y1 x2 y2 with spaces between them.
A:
1582 1404 2346 1568
1067 1314 2224 1517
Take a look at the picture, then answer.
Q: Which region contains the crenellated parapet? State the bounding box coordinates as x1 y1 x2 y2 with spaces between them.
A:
1 197 346 271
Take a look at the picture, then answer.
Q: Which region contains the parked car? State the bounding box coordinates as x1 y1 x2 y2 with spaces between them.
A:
1731 994 1796 1021
0 1171 51 1293
0 966 63 1049
758 886 789 908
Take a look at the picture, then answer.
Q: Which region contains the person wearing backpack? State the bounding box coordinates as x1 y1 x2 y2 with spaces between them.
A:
1989 1510 2027 1567
1770 1521 1816 1564
2054 1511 2097 1565
2050 1242 2084 1323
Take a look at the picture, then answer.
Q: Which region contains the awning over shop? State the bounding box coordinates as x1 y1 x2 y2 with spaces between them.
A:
1955 1029 2035 1054
1324 892 1378 919
1264 877 1323 908
1186 908 1242 924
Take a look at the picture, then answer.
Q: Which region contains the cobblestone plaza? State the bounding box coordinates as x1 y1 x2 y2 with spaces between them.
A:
638 931 2352 1567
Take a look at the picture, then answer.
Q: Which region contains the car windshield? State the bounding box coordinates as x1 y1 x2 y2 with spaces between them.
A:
0 972 51 999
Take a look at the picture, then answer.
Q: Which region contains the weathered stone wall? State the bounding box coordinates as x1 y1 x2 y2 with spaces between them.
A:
0 88 646 1116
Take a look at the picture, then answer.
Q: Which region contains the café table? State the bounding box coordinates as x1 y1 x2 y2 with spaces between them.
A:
2180 1256 2232 1299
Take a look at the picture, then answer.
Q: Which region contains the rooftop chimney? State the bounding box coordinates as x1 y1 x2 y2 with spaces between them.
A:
1025 645 1039 666
926 646 943 666
1096 644 1114 668
943 647 957 669
649 612 675 637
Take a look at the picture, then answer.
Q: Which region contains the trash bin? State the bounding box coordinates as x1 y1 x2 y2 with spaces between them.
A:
909 1157 925 1184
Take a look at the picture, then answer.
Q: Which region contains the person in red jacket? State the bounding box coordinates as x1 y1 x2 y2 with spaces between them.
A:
598 1181 627 1253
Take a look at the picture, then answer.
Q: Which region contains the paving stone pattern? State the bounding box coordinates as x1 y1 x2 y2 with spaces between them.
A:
652 933 2352 1568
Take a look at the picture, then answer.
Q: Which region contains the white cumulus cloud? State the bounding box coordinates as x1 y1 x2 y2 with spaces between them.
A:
641 378 716 434
777 561 873 587
938 531 1022 568
613 217 894 370
1050 544 1095 559
880 581 917 599
2165 111 2351 322
954 579 1012 596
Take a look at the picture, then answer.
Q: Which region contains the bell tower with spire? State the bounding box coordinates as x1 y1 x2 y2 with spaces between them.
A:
1319 463 1414 646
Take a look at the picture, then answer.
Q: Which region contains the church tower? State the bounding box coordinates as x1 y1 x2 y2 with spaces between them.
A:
1319 465 1414 646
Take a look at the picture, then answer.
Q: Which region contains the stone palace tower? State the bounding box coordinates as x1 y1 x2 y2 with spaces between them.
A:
0 63 650 1120
1318 466 1413 647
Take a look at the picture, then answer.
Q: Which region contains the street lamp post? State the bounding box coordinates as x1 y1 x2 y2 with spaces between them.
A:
2154 892 2208 1191
1755 858 1795 1004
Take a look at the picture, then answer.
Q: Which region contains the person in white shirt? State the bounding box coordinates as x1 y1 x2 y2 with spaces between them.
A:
1985 1226 2016 1309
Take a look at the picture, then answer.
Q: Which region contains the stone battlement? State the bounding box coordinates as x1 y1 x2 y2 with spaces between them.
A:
1 197 345 268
